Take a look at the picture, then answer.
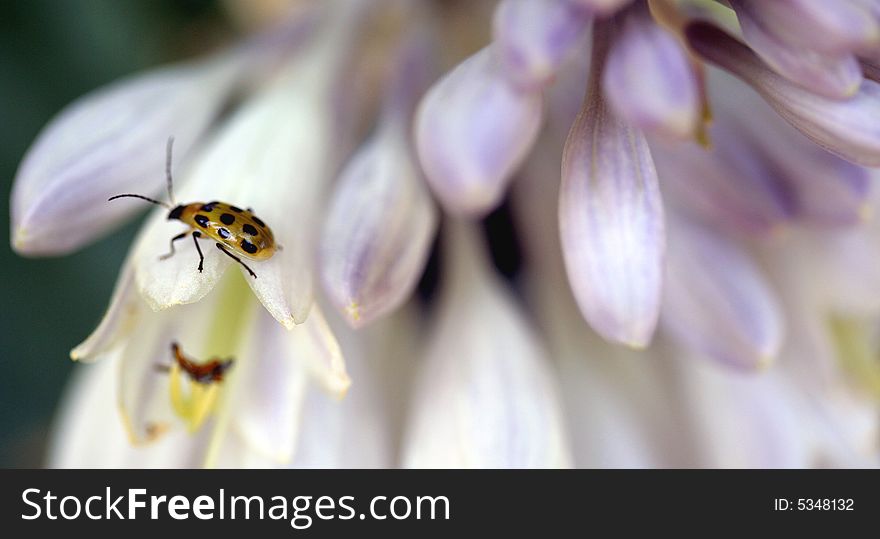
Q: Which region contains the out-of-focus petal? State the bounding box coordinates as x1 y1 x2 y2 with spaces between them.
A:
570 0 632 16
603 3 699 139
662 216 783 370
723 93 872 226
492 0 591 90
321 126 437 328
11 56 242 256
671 351 812 468
729 0 880 54
512 152 687 467
70 260 141 361
47 358 208 468
288 304 350 398
651 137 791 236
415 45 543 216
687 23 880 166
560 24 665 347
321 32 438 328
402 223 571 468
290 306 402 468
733 2 863 99
231 307 309 463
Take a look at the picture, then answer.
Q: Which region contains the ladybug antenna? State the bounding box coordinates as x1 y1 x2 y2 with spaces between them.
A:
166 136 177 205
107 193 170 208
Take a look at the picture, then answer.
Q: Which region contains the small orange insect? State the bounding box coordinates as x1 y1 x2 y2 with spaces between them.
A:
109 137 276 278
157 342 234 384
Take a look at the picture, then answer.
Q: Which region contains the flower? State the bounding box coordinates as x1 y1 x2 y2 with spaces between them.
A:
12 0 880 468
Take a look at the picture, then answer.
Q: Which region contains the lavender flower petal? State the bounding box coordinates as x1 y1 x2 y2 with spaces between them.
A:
321 127 437 328
729 0 880 54
603 4 699 139
560 24 665 348
733 2 863 99
11 58 241 256
651 136 792 237
492 0 590 90
570 0 632 16
321 33 438 328
662 216 784 370
688 23 880 166
415 46 543 216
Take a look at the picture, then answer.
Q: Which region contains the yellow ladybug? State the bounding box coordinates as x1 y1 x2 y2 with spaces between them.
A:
109 138 276 278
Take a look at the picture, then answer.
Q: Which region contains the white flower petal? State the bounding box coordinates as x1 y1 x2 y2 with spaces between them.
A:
231 307 309 463
672 352 812 468
133 211 232 311
288 304 350 398
402 223 571 468
11 56 242 256
290 306 401 468
47 358 208 468
70 259 141 361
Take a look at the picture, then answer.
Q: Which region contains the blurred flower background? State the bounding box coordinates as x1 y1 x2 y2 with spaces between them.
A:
4 0 880 467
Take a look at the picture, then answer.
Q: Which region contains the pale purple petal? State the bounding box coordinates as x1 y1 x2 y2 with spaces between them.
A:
321 127 438 328
651 137 791 237
492 0 591 90
725 98 872 226
320 33 438 328
688 23 880 166
570 0 632 16
559 24 665 348
733 2 863 99
11 58 241 256
415 46 543 217
603 4 699 139
729 0 880 54
662 216 784 370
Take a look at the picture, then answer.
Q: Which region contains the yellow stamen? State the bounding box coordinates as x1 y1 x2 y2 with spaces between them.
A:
345 300 361 323
169 362 221 433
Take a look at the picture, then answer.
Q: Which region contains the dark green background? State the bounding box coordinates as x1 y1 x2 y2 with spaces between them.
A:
0 0 230 467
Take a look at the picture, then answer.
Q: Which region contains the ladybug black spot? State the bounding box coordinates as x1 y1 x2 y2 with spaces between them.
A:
218 228 231 239
194 214 209 228
252 215 266 228
220 213 235 225
240 240 258 254
242 224 258 236
229 205 243 213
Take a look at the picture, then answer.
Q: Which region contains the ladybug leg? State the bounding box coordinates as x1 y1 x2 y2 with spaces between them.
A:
159 232 188 261
215 243 257 278
192 231 205 273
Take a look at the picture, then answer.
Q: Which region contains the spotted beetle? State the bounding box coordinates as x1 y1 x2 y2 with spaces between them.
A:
156 342 234 384
109 137 276 278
